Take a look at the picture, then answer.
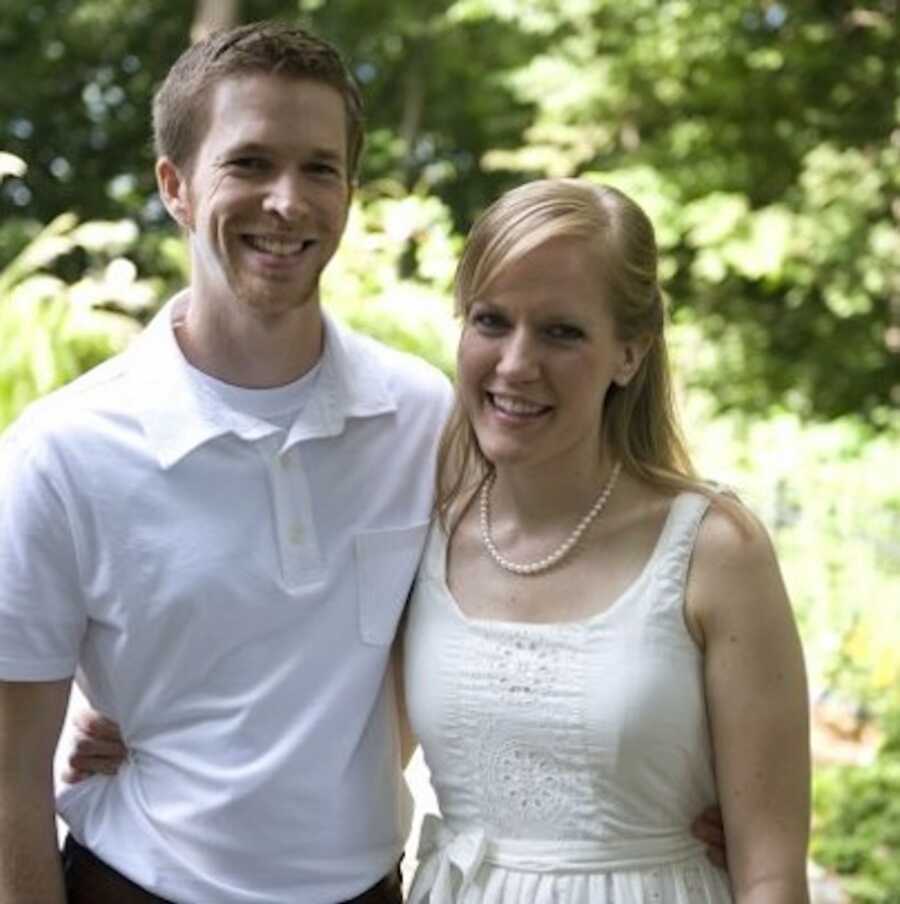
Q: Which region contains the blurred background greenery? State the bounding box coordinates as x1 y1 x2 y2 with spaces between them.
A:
1 0 898 898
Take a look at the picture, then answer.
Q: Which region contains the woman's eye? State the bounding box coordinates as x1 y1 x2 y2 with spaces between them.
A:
546 324 584 341
471 311 506 331
307 161 340 177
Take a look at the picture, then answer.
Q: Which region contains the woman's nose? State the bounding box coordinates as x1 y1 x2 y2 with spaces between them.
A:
496 329 539 380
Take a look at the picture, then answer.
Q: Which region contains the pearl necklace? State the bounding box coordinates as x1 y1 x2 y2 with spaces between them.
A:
479 462 622 576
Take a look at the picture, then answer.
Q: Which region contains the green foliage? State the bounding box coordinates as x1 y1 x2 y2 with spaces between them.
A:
679 382 900 708
323 184 460 375
0 175 459 431
812 708 900 903
0 0 536 230
0 159 153 428
478 0 900 424
0 0 193 227
3 0 897 422
682 379 900 899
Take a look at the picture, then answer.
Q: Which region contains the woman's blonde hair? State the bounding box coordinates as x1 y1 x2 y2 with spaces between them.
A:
436 178 702 529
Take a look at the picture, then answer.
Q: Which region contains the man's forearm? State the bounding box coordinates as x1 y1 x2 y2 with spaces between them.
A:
0 678 72 902
0 782 66 903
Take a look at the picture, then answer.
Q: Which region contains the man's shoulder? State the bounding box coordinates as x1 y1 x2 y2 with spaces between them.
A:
334 320 454 405
5 350 135 454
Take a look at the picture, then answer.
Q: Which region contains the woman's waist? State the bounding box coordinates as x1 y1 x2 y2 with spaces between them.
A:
420 814 708 874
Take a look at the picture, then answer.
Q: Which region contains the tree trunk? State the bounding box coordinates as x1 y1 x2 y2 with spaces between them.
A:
400 44 427 189
191 0 240 43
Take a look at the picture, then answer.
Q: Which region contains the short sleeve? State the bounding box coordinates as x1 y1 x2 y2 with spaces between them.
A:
0 418 86 680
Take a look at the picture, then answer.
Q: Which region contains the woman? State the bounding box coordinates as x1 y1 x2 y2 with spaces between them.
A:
399 179 810 902
66 180 810 903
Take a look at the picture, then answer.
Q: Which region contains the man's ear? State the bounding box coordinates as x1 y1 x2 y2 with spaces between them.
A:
614 334 654 387
156 157 192 229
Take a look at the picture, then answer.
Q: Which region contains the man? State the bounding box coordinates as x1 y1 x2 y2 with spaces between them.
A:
0 22 451 903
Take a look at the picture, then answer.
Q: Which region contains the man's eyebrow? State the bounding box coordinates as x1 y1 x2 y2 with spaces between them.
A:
217 141 270 159
217 142 346 163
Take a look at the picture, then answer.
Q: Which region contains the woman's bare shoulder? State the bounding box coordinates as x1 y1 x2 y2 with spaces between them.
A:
696 493 773 567
686 494 789 641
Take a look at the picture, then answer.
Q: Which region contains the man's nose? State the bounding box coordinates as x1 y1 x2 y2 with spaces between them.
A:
262 172 306 221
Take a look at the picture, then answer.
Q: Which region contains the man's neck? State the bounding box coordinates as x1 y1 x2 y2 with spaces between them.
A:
173 293 325 389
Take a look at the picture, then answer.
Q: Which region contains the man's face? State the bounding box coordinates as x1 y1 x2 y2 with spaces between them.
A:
158 74 351 319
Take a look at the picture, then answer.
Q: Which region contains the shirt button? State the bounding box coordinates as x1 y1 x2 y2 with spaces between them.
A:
288 524 304 545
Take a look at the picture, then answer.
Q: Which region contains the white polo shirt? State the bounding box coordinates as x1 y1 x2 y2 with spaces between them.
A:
0 293 453 903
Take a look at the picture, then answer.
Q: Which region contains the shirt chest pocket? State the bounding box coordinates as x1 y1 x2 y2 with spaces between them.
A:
354 521 431 646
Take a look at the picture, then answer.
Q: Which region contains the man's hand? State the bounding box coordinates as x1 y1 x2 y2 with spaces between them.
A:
692 805 727 869
62 709 127 784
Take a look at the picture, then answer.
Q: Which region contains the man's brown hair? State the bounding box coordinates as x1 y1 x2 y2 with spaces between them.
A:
153 21 365 181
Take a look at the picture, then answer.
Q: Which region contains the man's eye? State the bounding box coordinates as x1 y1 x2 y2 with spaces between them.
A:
230 157 267 171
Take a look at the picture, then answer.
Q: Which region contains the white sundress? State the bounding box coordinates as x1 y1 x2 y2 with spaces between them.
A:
403 493 733 903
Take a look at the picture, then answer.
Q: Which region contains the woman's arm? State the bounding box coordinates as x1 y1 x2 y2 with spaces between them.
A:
62 709 127 783
687 503 810 904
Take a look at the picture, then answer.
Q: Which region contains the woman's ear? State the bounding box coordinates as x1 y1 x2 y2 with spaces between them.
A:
614 334 654 387
156 157 193 229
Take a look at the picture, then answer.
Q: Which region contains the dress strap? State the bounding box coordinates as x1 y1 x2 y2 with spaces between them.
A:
652 493 712 610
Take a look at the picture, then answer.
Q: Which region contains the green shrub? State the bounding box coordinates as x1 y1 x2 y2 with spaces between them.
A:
322 185 460 377
678 384 900 715
812 704 900 903
0 211 158 429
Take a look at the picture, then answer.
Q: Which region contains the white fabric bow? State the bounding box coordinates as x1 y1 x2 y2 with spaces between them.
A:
407 814 487 904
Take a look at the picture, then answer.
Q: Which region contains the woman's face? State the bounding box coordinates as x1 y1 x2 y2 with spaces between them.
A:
457 236 640 476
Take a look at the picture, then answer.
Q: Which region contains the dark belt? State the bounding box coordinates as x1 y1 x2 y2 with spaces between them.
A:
62 834 174 904
62 834 403 904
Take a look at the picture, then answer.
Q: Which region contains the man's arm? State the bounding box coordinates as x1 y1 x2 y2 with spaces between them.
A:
692 805 727 868
0 678 72 903
391 627 418 769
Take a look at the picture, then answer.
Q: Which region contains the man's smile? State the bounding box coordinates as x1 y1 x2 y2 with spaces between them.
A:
241 234 317 257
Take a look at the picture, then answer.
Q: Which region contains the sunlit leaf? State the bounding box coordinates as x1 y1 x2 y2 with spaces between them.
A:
0 151 26 180
72 219 139 253
683 193 748 246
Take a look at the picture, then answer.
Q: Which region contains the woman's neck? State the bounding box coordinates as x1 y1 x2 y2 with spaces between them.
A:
489 454 620 532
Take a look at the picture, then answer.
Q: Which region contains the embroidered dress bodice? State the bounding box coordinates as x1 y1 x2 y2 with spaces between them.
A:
403 493 733 903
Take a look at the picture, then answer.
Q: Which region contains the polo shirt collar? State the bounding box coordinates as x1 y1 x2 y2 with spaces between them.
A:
131 293 397 469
